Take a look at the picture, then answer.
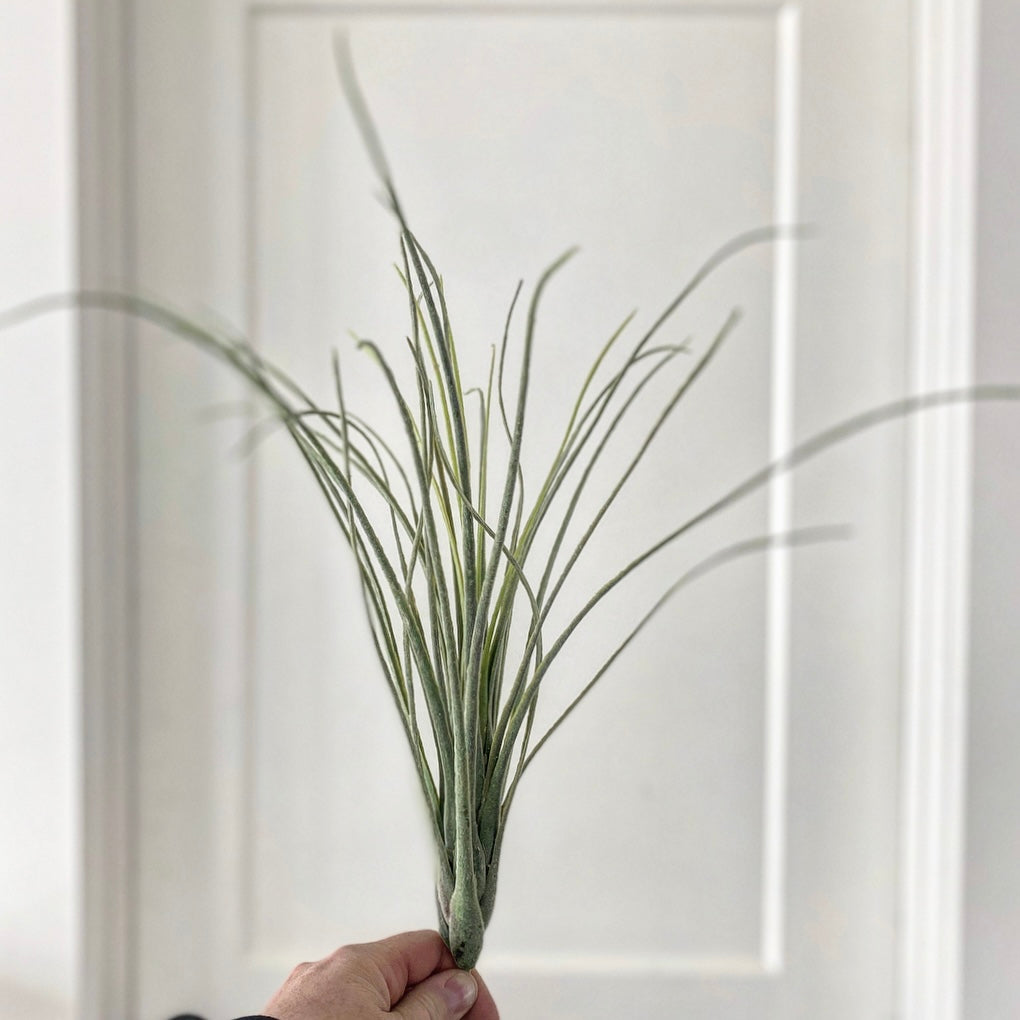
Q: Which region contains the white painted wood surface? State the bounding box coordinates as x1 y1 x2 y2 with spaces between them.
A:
966 0 1020 1016
898 2 981 1016
0 4 77 1019
74 1 988 1017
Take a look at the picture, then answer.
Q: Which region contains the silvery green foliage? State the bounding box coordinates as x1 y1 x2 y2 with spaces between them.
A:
3 41 1017 970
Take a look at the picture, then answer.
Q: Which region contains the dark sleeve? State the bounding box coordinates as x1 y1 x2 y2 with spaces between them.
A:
169 1013 277 1020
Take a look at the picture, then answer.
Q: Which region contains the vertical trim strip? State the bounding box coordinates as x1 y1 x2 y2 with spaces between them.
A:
76 0 137 1017
898 0 980 1016
761 0 801 975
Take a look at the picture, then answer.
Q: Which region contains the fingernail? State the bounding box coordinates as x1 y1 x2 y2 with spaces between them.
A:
441 969 478 1011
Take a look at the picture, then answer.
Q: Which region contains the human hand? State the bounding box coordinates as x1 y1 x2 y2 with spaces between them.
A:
259 930 499 1020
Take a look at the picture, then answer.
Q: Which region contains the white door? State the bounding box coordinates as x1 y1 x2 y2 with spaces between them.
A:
81 1 940 1016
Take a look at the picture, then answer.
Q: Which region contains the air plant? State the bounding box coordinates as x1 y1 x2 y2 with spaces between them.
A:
3 43 1019 971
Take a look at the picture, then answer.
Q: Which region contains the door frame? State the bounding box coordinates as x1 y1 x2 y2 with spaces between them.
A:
74 2 979 1017
897 2 981 1017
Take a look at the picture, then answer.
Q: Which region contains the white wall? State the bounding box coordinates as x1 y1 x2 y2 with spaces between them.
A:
965 0 1020 1015
0 3 78 1019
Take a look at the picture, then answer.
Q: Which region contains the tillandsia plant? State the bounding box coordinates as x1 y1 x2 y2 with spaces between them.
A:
4 42 1020 970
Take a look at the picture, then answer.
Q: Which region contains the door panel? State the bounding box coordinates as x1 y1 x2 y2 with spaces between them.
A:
124 2 910 1017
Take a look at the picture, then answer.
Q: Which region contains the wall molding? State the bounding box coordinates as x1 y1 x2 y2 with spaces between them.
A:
76 0 137 1017
897 0 981 1017
245 0 799 979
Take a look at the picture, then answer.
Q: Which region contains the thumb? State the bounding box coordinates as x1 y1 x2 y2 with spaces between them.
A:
394 967 478 1020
